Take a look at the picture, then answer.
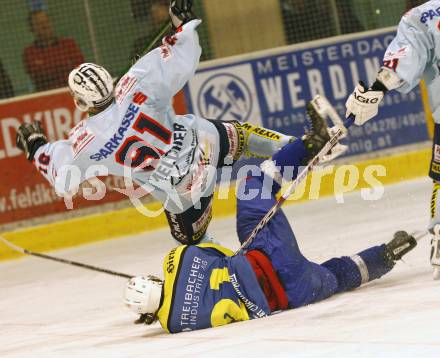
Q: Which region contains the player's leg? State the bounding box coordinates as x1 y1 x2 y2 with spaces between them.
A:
238 122 294 159
321 231 417 295
236 139 306 247
429 123 440 278
160 115 300 246
239 169 417 307
237 103 341 307
236 101 333 242
156 117 224 246
237 142 334 308
164 194 214 245
163 117 294 246
236 138 307 244
205 118 295 166
431 227 440 279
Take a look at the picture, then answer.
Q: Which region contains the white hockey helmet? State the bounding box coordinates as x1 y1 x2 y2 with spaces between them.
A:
68 63 114 112
123 276 163 315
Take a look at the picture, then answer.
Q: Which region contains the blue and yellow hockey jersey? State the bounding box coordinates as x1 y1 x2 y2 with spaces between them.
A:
157 243 271 333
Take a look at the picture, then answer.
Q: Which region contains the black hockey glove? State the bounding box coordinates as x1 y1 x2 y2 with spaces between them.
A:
134 313 158 325
169 0 196 29
16 121 48 161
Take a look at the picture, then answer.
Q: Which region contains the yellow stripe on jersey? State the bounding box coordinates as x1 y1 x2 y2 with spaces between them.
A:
211 298 250 327
210 267 230 290
157 245 187 333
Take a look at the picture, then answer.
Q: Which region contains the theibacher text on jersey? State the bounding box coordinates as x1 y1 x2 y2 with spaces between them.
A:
180 256 207 328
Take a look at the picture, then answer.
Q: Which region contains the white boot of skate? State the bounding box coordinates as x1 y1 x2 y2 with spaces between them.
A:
431 226 440 280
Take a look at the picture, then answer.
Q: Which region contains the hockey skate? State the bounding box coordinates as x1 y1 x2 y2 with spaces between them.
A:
301 96 349 165
301 102 331 164
382 231 417 267
431 235 440 280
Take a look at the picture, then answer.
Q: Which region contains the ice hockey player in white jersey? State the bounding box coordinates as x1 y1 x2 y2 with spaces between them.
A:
345 0 440 278
16 1 297 245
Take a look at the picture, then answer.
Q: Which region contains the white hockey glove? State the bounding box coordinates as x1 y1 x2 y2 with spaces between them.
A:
345 82 385 126
169 0 196 29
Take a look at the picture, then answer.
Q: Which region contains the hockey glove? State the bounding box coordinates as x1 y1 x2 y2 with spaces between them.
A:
134 313 158 325
169 0 196 29
345 81 385 126
16 121 48 161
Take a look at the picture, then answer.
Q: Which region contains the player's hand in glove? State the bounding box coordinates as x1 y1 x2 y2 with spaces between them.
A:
169 0 196 29
16 121 48 161
345 81 385 126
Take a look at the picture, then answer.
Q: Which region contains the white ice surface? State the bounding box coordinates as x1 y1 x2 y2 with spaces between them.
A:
1 177 440 358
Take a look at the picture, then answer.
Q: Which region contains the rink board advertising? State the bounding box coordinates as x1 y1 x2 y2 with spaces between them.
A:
0 29 430 226
186 28 429 157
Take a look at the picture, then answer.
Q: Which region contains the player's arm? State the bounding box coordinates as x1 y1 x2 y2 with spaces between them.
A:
16 121 61 187
346 9 432 125
16 122 80 196
129 1 201 104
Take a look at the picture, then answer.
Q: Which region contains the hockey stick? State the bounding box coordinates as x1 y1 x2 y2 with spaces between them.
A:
0 236 133 279
412 230 430 242
114 20 173 85
234 112 355 255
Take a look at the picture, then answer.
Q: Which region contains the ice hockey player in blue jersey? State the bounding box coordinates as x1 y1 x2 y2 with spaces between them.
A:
345 0 440 278
123 101 417 333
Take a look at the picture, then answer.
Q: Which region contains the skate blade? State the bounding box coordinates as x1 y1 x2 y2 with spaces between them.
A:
433 267 440 280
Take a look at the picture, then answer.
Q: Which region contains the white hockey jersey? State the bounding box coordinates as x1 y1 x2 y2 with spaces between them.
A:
383 0 440 122
33 20 221 213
